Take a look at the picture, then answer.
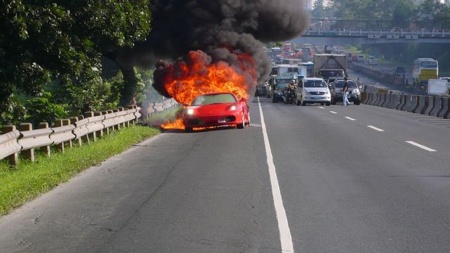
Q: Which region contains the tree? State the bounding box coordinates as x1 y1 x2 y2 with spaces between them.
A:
0 1 151 124
412 0 450 30
392 0 415 28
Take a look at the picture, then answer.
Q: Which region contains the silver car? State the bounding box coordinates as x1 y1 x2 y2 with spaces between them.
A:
295 77 331 106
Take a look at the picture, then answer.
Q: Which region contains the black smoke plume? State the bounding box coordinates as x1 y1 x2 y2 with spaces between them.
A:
122 0 310 99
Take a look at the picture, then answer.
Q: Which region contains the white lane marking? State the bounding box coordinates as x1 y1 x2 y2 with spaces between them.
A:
345 117 356 121
330 111 337 114
367 125 384 132
257 97 294 252
405 141 436 152
318 106 325 109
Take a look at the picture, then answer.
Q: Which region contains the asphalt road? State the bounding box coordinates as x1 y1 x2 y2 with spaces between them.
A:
1 97 450 252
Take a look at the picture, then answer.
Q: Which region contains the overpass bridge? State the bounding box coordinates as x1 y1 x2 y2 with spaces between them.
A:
292 29 450 45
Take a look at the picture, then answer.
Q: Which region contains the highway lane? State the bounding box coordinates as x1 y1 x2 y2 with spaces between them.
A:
262 98 450 252
1 97 450 252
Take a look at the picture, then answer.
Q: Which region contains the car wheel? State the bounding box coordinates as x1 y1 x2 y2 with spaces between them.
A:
185 127 193 133
354 99 360 105
237 113 245 129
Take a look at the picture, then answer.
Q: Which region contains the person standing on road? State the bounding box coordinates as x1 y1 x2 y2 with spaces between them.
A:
342 77 350 106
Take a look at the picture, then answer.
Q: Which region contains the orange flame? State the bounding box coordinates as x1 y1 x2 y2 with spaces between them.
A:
160 49 257 130
160 117 185 130
164 50 256 104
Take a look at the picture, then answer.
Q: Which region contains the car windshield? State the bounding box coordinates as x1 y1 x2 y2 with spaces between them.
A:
192 93 237 105
334 81 357 88
304 80 327 87
275 79 291 89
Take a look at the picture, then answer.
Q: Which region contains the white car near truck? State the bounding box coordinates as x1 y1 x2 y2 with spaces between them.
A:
295 77 331 106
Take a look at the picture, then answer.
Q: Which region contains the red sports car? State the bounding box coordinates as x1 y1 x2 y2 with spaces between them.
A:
182 92 250 132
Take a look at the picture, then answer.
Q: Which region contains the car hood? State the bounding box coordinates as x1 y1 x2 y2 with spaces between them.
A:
189 103 238 115
334 87 358 92
303 87 329 93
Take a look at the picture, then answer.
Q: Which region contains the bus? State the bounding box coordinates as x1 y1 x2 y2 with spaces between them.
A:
412 58 439 83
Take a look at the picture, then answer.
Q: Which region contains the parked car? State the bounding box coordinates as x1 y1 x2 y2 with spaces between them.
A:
368 56 378 65
329 79 361 105
182 92 250 132
295 77 331 106
357 55 365 63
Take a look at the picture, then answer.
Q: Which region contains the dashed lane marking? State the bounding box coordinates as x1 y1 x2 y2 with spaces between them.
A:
405 141 437 152
367 125 384 132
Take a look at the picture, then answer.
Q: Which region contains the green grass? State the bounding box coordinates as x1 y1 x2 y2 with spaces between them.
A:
0 125 160 216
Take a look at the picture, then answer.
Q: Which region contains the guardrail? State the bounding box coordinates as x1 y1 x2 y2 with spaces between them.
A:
352 61 450 118
0 106 141 166
361 91 450 119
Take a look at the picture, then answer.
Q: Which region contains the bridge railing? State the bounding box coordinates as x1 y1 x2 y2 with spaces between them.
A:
304 29 450 39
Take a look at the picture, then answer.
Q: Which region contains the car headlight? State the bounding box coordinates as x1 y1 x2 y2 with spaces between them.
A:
186 108 195 115
230 105 237 111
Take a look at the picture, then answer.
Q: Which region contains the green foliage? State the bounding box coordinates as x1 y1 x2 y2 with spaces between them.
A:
0 0 152 124
0 125 160 216
25 92 67 127
0 90 27 127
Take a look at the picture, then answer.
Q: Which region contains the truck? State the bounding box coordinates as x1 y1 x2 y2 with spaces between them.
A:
313 54 347 81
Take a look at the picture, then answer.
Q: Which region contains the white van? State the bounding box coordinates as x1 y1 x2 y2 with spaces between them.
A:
295 77 331 106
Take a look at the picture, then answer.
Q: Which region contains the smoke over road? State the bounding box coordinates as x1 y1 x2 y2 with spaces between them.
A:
130 0 310 100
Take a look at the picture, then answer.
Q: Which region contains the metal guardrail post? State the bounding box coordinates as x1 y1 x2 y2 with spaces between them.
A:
39 122 52 156
53 120 65 152
18 123 34 161
94 111 104 138
0 125 20 166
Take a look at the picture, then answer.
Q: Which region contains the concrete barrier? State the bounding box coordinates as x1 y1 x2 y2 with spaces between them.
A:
377 93 386 107
417 96 429 114
380 93 389 107
437 97 449 118
366 93 374 105
402 95 412 111
423 96 434 115
428 96 441 116
369 93 376 105
361 92 368 104
407 95 419 112
388 94 400 109
397 95 407 110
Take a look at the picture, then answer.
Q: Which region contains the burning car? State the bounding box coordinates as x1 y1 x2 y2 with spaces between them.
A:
182 92 250 132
